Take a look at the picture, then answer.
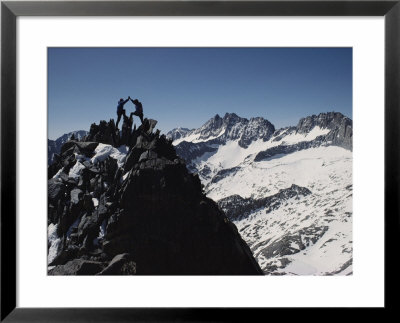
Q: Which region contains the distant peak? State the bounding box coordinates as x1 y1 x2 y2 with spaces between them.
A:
249 116 265 122
223 112 239 119
318 111 346 118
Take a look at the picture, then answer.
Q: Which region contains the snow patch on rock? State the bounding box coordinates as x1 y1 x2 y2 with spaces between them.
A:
48 223 61 264
91 143 128 167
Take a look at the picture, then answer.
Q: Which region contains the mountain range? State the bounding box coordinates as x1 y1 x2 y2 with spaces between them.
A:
167 111 353 275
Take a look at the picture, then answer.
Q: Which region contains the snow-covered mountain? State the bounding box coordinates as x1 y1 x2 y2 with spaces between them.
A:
48 130 88 165
166 127 193 142
169 112 353 275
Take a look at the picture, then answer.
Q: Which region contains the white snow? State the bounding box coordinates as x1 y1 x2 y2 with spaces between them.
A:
283 260 319 275
202 138 283 171
122 171 130 182
92 198 99 207
68 161 85 179
111 145 128 167
98 219 107 239
90 144 113 164
52 167 64 179
189 139 284 184
173 128 226 145
187 127 333 187
195 143 352 276
48 223 61 264
91 144 128 168
56 144 128 180
216 146 353 275
207 146 351 200
93 219 107 246
280 126 330 145
173 133 198 145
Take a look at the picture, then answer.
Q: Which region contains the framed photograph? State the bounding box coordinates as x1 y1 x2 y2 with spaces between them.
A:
1 0 398 320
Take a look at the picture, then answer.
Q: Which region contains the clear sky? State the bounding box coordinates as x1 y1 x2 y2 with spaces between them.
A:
48 47 352 140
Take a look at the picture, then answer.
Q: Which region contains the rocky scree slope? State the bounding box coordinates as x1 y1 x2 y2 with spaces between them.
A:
48 117 262 275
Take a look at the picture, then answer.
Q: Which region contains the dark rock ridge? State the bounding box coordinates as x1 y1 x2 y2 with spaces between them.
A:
217 184 312 221
210 167 242 185
254 139 324 162
296 112 351 135
173 113 275 162
48 116 263 275
48 130 88 165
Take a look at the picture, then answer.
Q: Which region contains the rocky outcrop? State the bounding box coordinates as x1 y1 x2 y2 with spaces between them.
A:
174 141 218 164
296 112 351 134
323 116 352 150
296 112 352 150
254 139 323 162
256 225 329 274
97 253 136 275
48 117 263 275
210 166 241 185
254 113 353 161
48 130 88 165
49 259 105 275
218 184 312 221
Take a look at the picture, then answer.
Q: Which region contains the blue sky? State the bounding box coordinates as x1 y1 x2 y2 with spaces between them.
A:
48 47 352 140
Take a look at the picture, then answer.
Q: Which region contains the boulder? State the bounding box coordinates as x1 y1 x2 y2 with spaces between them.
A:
49 258 105 275
147 119 158 134
77 213 99 243
97 253 136 275
48 178 65 203
138 150 158 162
74 141 99 154
70 188 83 205
83 194 94 212
49 244 79 266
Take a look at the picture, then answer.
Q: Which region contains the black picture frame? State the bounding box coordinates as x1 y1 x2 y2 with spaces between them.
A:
1 0 398 321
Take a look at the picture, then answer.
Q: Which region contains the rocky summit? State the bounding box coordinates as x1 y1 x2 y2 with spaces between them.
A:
48 116 263 275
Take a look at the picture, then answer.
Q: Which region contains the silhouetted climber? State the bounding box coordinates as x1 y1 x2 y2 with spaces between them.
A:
130 98 144 124
116 97 130 129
